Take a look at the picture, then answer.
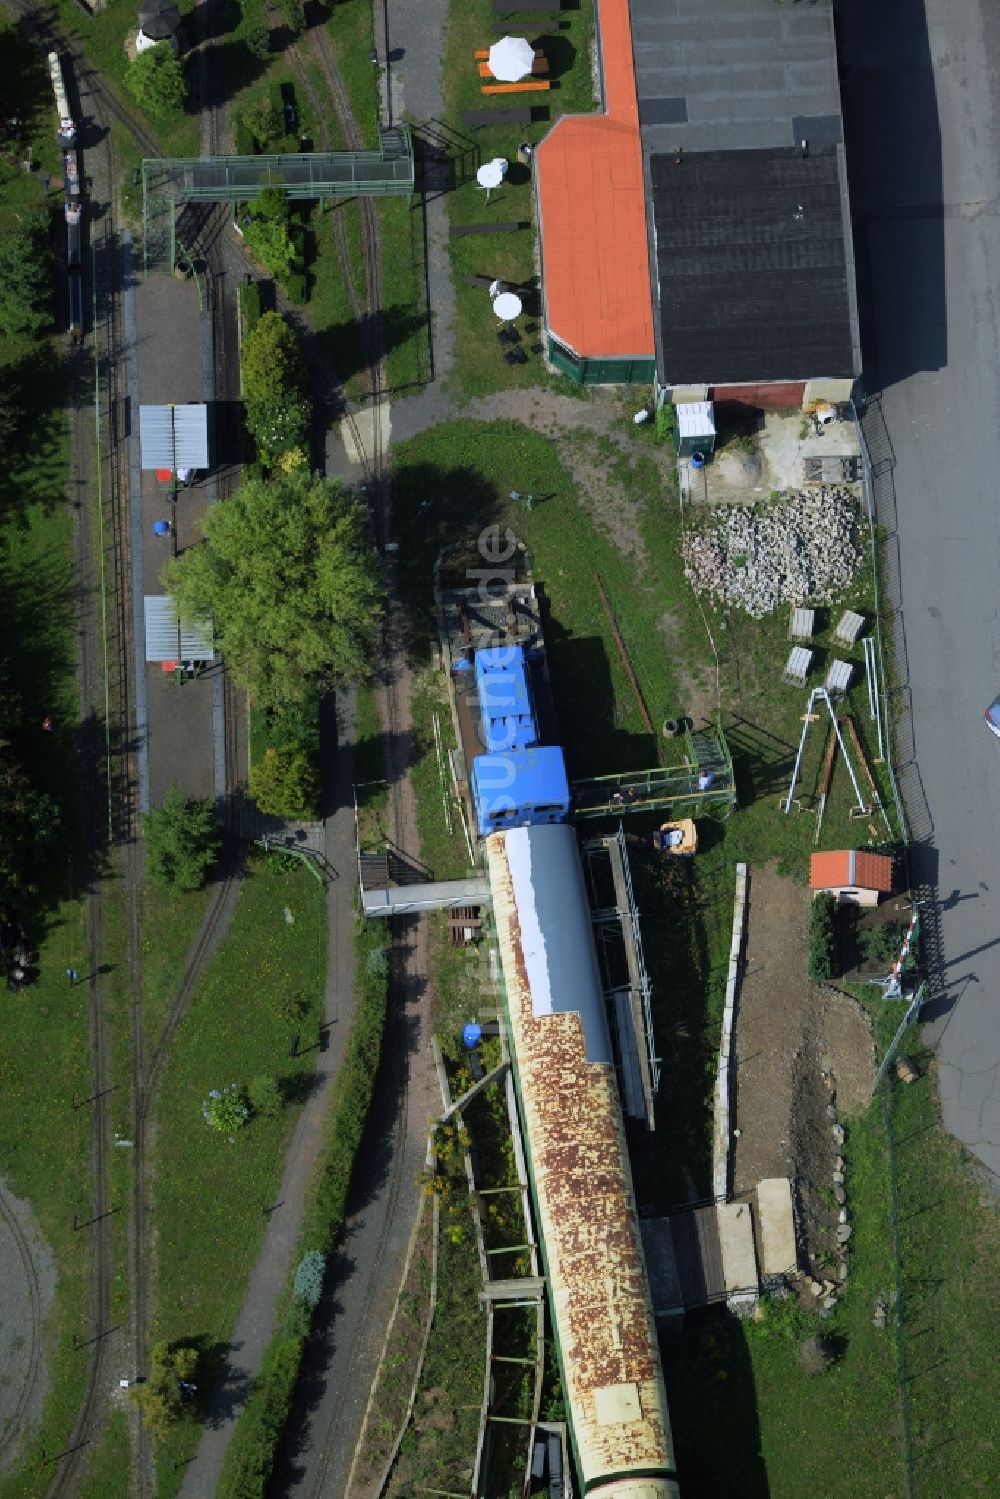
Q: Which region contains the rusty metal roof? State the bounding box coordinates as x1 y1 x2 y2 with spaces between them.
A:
487 826 677 1494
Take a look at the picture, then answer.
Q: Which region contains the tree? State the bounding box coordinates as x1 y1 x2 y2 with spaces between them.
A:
250 744 320 819
129 1340 199 1438
0 210 52 340
163 471 381 705
141 788 220 891
125 43 187 121
239 311 310 457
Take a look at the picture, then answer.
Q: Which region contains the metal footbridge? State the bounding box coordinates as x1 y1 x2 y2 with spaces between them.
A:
142 125 414 272
571 724 737 820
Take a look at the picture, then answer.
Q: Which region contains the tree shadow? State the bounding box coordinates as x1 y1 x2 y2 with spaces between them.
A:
660 1307 769 1497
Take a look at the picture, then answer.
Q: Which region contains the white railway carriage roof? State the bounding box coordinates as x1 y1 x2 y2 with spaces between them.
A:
487 825 677 1493
504 824 612 1066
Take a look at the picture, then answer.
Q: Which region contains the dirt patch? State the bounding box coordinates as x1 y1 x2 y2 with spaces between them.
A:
731 864 874 1278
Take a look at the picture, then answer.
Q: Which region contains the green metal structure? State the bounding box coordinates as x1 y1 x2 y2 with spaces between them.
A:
572 723 737 820
547 336 656 387
142 126 414 272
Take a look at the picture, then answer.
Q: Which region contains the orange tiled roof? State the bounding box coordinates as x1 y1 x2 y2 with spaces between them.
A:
536 0 654 360
810 851 894 892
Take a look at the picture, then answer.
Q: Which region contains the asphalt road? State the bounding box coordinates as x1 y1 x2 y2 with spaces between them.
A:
838 0 1000 1178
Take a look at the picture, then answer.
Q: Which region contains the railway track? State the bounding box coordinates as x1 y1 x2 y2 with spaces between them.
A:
0 1187 43 1461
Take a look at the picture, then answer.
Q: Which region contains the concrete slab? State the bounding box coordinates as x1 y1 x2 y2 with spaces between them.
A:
716 1201 759 1296
694 408 862 506
756 1178 798 1276
339 402 391 469
131 270 220 808
145 668 217 808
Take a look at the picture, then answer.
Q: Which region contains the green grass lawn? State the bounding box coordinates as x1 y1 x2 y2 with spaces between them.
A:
76 1408 129 1499
441 0 596 398
149 856 326 1493
139 878 213 1055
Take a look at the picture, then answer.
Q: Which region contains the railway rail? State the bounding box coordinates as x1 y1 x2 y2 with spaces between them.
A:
0 1186 43 1462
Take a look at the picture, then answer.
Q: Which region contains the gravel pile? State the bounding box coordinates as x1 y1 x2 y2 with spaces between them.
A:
682 488 863 617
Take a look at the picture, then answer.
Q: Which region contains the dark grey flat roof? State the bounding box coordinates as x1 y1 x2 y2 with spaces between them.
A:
631 0 842 157
650 146 857 385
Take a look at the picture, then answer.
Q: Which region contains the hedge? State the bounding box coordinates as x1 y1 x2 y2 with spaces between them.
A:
808 892 838 981
217 915 389 1499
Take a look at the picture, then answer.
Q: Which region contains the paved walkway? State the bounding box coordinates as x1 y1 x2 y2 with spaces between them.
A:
839 0 1000 1184
385 0 457 389
177 685 358 1498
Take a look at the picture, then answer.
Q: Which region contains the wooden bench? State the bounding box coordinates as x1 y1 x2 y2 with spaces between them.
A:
783 647 813 687
481 80 550 94
449 221 522 237
462 107 533 127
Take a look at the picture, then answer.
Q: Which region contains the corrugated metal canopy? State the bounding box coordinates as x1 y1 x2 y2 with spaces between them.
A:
144 595 214 662
139 404 209 471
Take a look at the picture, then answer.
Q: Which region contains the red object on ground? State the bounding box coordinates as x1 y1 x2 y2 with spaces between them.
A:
41 717 54 732
156 467 174 482
161 660 178 673
534 0 653 360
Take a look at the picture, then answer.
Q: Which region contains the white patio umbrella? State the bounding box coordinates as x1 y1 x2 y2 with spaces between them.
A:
476 159 506 200
493 292 523 322
488 35 535 83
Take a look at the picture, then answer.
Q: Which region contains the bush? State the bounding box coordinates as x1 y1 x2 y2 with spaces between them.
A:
239 311 310 458
245 22 271 59
859 920 907 969
798 1335 836 1376
293 1249 326 1308
655 402 677 447
250 745 321 820
203 1083 250 1137
277 0 306 33
125 43 187 120
247 1074 282 1119
808 893 838 982
142 788 221 891
217 1335 304 1499
238 281 262 337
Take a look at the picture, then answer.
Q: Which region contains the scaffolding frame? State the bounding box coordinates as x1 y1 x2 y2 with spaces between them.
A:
783 687 867 815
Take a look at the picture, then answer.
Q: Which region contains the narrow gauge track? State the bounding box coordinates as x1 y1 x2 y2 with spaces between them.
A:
7 10 238 1496
0 1187 43 1460
285 17 419 1499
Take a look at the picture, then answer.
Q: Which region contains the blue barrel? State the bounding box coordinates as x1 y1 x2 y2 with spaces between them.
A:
690 450 706 469
462 1022 482 1049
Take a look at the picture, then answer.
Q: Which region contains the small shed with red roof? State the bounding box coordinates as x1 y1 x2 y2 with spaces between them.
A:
810 850 894 908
